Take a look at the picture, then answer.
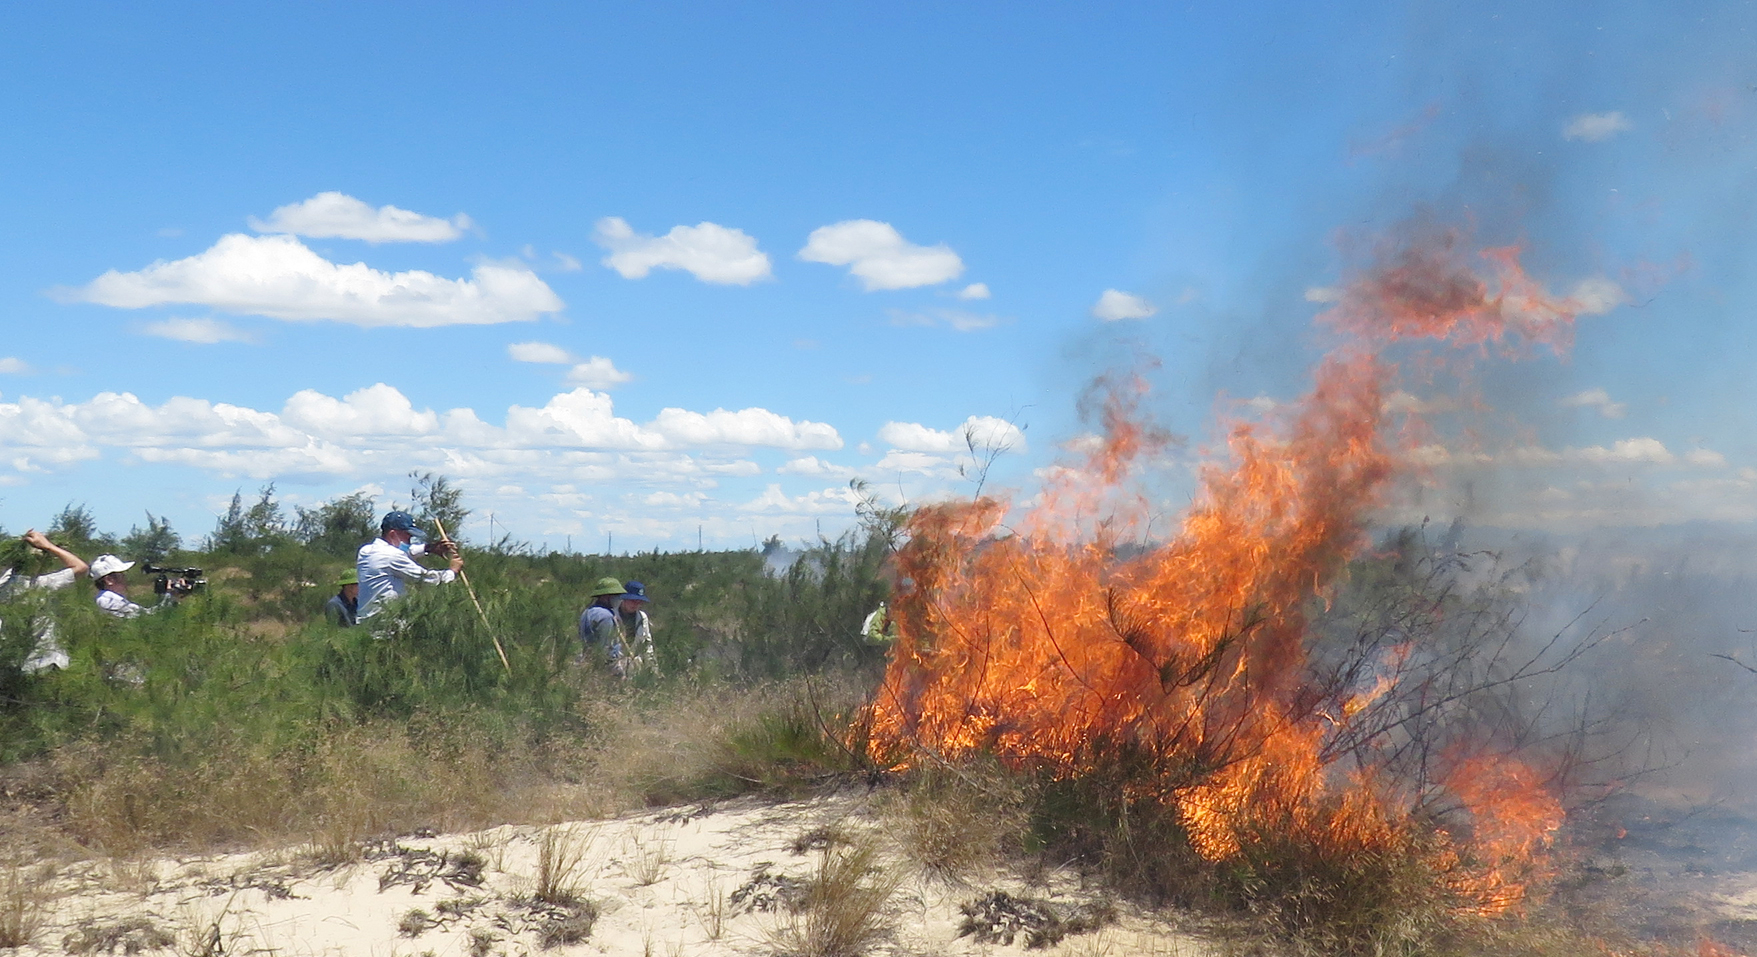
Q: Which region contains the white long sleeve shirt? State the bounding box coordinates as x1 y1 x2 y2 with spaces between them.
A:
357 537 456 620
96 588 148 619
0 567 77 671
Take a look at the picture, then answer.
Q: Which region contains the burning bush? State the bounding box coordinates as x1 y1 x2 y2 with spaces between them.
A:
863 226 1615 949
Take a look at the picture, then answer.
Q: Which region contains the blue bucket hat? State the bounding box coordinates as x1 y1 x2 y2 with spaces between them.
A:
620 581 648 603
381 510 424 538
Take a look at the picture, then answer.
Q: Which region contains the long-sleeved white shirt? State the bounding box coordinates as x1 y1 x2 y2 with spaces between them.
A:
0 567 77 671
96 588 147 619
357 537 456 620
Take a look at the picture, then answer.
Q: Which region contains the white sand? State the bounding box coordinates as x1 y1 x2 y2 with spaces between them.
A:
18 792 1215 956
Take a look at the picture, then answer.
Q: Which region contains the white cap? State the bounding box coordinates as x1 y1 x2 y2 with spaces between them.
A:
88 554 134 580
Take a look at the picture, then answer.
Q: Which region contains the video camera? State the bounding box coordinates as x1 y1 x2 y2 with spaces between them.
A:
143 564 207 597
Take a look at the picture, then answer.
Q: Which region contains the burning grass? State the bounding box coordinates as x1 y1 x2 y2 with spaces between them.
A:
860 228 1619 953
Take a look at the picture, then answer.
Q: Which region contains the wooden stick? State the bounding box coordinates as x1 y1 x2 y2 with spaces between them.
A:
431 515 511 673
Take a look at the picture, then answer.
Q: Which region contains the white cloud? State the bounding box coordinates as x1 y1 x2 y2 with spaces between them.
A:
0 383 842 481
65 233 563 328
508 341 573 364
142 317 255 344
565 357 634 390
798 220 964 291
878 415 1026 454
249 191 471 243
1092 289 1157 321
1563 112 1633 142
1686 448 1728 468
873 450 959 477
649 406 842 450
739 484 863 514
552 252 583 272
1573 437 1674 465
1569 276 1627 315
777 456 858 478
887 308 1003 332
0 358 31 374
956 283 991 300
1304 286 1342 303
593 217 772 285
508 342 633 390
1560 388 1627 419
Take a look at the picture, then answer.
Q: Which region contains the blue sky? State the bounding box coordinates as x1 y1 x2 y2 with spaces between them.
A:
1 1 1754 550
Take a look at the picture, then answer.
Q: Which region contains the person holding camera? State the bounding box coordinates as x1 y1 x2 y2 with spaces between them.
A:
355 510 462 622
89 554 184 618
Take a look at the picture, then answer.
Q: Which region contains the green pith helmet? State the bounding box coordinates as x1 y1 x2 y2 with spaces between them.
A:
591 576 626 597
336 570 358 587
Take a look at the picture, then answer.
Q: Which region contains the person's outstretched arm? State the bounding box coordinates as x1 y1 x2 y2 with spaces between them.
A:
23 529 87 577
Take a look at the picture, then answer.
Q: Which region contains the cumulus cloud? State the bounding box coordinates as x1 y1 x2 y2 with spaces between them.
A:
956 283 991 300
873 449 960 477
1686 448 1728 468
1573 437 1674 464
0 358 31 374
1092 289 1157 321
0 383 841 479
878 415 1026 454
1563 112 1633 142
739 483 863 514
565 357 634 390
249 191 471 243
798 220 963 290
142 317 255 344
593 217 772 285
1560 388 1627 419
508 342 632 389
64 234 563 328
508 341 573 364
777 456 858 479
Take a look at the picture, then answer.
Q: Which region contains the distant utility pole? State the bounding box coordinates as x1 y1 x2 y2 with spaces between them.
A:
607 531 613 555
698 525 703 551
566 534 571 554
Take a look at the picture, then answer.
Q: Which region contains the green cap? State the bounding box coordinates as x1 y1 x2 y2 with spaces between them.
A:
591 576 626 597
336 570 358 587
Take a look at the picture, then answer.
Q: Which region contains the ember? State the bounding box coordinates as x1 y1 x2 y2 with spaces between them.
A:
866 226 1589 916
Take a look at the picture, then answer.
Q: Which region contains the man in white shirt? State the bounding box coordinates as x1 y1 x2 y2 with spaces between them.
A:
89 554 178 619
356 510 463 621
1 529 89 671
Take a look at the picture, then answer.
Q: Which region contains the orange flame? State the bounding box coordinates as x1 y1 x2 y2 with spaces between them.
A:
866 227 1581 915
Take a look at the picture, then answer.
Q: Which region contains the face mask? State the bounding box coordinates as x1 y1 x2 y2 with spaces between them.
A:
397 541 412 555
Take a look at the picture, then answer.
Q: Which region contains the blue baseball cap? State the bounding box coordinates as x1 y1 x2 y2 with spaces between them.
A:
621 581 648 603
381 510 423 534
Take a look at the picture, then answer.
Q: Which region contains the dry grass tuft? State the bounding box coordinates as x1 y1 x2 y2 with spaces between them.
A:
61 916 174 955
535 824 596 906
0 860 49 948
626 833 672 887
768 839 901 957
174 897 241 957
884 765 1028 882
698 879 729 940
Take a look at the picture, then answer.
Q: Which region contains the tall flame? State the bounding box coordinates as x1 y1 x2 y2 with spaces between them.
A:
867 227 1588 913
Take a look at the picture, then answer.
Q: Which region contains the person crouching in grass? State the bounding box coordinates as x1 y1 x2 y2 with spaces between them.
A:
326 570 359 627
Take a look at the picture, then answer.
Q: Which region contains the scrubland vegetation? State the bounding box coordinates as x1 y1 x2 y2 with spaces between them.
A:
0 484 1691 956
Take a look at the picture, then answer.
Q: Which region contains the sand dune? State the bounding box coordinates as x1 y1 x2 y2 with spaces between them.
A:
20 792 1213 956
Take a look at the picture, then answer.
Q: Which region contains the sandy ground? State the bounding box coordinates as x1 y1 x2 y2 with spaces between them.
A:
16 792 1216 957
